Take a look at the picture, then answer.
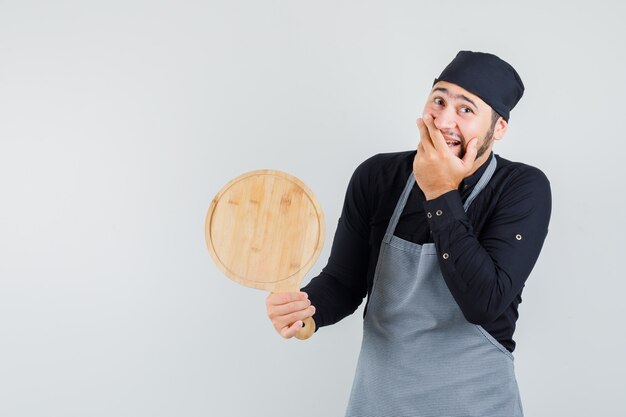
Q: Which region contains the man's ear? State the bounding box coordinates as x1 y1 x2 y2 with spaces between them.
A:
493 118 508 141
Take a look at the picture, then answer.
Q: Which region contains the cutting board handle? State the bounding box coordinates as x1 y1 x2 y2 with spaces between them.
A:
295 317 315 340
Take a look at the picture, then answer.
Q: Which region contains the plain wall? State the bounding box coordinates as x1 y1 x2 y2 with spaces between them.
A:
1 1 625 416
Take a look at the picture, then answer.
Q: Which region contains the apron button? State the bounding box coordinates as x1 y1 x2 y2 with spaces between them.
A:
516 234 522 240
436 210 443 216
427 212 432 218
442 253 449 259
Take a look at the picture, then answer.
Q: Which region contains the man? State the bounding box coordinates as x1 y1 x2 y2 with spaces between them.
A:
266 51 551 416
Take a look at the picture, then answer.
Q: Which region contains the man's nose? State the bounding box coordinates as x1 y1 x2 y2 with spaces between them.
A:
433 108 456 130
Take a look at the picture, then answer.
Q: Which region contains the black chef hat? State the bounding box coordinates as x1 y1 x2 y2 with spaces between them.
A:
433 51 524 121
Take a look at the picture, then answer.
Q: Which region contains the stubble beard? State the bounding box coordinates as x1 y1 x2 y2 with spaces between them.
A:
457 122 496 160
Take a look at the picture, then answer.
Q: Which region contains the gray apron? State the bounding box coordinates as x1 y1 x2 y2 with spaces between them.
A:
345 156 524 417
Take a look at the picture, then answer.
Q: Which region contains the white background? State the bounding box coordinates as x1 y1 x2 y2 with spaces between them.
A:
1 1 625 416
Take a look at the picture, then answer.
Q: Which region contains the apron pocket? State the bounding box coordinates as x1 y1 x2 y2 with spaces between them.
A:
475 325 515 361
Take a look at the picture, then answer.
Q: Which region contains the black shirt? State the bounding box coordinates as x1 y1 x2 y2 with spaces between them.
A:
302 150 552 352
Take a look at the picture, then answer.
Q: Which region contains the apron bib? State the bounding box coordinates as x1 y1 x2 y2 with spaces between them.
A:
345 156 524 417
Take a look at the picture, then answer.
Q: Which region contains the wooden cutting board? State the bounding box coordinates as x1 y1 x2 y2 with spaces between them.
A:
205 170 325 339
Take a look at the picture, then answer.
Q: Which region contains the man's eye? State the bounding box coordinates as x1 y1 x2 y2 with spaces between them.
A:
434 98 444 105
460 107 473 114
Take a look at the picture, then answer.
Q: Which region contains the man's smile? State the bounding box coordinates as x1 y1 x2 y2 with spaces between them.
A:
442 132 463 148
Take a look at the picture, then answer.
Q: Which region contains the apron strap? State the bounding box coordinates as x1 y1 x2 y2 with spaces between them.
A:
383 154 497 244
463 154 497 211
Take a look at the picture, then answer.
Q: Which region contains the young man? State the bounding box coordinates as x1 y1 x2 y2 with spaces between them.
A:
266 51 551 416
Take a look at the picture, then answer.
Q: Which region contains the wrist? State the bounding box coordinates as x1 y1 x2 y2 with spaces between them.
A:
423 187 456 201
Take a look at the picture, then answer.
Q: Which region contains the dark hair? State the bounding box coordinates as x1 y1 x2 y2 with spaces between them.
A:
491 109 500 128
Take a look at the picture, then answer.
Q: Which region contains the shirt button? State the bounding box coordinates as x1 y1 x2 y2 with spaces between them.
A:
436 210 443 216
442 253 449 260
516 234 522 240
427 212 432 218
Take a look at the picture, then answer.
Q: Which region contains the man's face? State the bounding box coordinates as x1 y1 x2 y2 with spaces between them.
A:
422 81 503 159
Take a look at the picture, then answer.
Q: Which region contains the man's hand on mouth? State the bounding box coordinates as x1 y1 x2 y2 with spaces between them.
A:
413 114 478 201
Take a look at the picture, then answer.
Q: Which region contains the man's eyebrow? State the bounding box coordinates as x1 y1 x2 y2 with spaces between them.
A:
432 87 478 110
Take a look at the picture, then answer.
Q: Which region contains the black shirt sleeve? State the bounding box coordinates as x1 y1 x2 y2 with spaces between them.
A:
422 165 552 324
300 156 373 328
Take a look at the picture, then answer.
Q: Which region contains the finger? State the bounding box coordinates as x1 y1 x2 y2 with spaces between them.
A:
280 320 304 339
422 114 448 153
267 299 311 318
272 305 316 331
266 291 308 307
416 117 435 152
462 137 479 167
